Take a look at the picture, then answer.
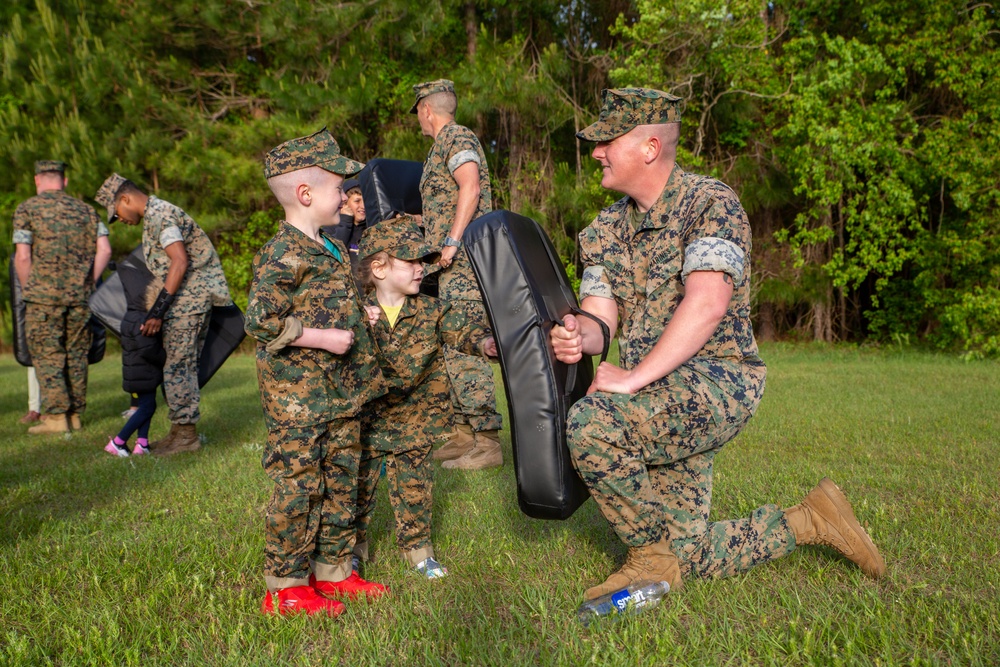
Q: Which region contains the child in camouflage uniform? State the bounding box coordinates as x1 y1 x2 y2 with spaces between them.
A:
246 128 388 617
353 217 497 578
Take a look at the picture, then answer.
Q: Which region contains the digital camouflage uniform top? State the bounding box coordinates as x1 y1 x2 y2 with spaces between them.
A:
418 121 492 301
141 195 232 317
12 191 106 305
579 164 766 414
245 222 386 430
362 294 490 452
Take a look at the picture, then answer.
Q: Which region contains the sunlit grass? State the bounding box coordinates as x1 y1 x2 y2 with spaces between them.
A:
1 344 998 665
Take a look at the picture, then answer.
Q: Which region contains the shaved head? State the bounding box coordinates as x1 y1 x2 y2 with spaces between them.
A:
421 91 457 117
631 123 680 162
267 166 331 207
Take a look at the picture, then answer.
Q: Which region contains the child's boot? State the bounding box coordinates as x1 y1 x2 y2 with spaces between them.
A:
310 573 389 600
261 585 345 616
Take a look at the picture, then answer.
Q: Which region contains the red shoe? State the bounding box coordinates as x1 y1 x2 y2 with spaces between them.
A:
310 572 389 600
261 585 346 616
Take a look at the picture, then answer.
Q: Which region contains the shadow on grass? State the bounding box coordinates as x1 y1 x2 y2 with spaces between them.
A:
0 354 259 549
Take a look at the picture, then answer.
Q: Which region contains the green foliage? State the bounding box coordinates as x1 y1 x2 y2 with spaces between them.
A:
2 0 998 353
216 209 281 310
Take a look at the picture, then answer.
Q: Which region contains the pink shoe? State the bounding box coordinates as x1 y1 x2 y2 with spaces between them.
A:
132 442 150 456
104 438 130 458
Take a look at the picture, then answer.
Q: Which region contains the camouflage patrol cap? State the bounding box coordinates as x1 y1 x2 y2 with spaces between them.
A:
410 79 456 113
264 128 364 179
358 216 440 262
95 173 128 223
35 160 67 174
577 88 683 142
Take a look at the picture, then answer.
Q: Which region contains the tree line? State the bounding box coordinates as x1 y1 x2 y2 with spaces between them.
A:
2 0 998 356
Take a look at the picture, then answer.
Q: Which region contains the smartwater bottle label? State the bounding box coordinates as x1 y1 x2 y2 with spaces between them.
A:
610 589 633 611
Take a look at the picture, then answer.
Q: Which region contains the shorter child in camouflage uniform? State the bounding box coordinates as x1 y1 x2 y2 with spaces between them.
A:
354 217 497 578
246 128 388 617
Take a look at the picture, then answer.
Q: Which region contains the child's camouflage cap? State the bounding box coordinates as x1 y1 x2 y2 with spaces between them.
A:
410 79 455 113
34 160 66 174
95 172 128 223
577 88 683 142
358 216 440 262
264 128 364 179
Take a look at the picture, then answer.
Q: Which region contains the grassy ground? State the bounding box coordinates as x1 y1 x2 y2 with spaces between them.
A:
1 345 998 666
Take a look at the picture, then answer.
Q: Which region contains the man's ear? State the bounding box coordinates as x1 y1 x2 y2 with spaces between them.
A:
644 135 662 165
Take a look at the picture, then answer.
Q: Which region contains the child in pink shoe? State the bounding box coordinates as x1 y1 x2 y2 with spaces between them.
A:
104 270 165 457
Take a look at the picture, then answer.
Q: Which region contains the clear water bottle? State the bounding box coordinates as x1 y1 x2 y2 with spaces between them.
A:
576 580 671 626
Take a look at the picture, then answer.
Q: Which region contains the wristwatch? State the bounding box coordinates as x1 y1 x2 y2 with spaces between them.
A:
444 236 462 248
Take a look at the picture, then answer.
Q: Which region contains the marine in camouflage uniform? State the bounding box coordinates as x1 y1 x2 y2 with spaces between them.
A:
95 173 232 453
13 160 111 433
352 220 493 569
557 88 885 600
412 79 503 469
247 128 387 595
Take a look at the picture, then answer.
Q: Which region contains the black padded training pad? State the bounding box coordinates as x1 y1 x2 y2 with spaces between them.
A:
88 247 246 388
9 256 106 367
464 211 592 520
357 158 424 225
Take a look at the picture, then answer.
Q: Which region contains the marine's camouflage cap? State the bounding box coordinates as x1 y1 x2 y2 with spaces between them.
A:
264 128 364 179
577 88 683 142
35 160 66 174
410 79 455 114
358 216 440 263
95 173 128 223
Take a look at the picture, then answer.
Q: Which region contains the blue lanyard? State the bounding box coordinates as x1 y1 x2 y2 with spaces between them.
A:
322 236 342 261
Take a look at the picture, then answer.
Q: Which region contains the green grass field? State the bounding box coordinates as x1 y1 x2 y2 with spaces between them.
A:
1 345 998 666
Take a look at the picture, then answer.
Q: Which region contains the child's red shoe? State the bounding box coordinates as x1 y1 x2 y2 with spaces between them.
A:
261 585 346 616
310 572 389 600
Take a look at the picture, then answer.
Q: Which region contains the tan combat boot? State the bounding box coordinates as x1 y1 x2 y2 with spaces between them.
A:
784 477 886 578
585 538 684 601
67 412 82 431
28 413 70 435
441 429 502 470
154 424 201 456
150 423 180 452
432 424 476 461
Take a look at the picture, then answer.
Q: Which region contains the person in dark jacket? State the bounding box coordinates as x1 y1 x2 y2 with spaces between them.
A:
323 178 367 274
104 267 166 457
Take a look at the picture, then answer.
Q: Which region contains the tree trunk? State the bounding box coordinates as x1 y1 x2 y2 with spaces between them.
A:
757 301 777 341
465 2 477 62
812 300 832 342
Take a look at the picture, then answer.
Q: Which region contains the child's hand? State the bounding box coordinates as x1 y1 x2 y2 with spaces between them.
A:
482 336 498 358
364 305 381 326
321 328 355 355
294 327 354 354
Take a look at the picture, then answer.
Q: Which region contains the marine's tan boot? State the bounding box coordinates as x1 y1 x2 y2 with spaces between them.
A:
149 423 181 452
67 412 82 431
785 477 886 579
154 424 201 456
585 538 684 601
441 430 502 470
433 424 476 461
28 413 70 435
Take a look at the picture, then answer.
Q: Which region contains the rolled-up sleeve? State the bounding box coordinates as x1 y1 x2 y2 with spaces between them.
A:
682 237 746 283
